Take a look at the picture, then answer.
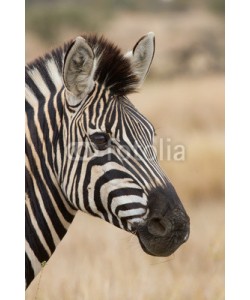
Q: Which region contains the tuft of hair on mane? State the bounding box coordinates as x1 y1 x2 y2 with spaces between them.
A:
26 33 141 96
73 33 140 96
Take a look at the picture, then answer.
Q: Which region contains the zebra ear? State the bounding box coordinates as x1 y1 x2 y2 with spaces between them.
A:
125 32 155 88
63 36 95 101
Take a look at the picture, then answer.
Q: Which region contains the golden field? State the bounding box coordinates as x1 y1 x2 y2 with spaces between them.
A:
26 200 224 300
26 6 224 300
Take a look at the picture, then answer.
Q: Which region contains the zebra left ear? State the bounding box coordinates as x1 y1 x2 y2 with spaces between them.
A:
63 36 95 103
125 32 155 88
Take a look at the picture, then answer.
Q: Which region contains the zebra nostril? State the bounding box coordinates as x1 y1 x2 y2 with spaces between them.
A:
148 217 172 237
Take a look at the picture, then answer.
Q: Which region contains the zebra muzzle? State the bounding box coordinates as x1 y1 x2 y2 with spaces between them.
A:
132 184 190 257
136 207 190 257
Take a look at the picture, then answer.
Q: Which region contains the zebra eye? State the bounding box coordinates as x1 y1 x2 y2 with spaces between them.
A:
90 132 110 150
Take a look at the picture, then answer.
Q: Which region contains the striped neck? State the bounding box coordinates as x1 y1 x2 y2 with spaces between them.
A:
25 55 77 285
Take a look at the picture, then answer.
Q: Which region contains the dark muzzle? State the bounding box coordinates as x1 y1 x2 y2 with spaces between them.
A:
135 186 190 257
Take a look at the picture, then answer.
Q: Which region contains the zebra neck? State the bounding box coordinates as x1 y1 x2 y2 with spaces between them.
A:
25 141 77 284
25 58 78 280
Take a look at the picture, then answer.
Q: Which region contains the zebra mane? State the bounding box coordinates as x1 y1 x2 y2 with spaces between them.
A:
26 34 140 96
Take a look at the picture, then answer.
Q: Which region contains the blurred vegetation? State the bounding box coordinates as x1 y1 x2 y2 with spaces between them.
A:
25 3 112 41
26 0 224 42
208 0 225 14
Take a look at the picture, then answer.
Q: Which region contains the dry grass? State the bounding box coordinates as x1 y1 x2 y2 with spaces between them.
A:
26 201 224 300
25 8 224 300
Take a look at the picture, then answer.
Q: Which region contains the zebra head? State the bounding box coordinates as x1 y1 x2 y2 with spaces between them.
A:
60 33 190 257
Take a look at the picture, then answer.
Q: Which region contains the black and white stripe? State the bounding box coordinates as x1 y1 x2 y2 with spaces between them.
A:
25 33 178 288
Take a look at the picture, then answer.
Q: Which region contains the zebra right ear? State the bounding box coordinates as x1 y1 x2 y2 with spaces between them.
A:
63 36 95 102
124 32 155 88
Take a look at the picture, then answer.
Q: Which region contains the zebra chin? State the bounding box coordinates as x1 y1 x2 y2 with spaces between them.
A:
131 186 190 257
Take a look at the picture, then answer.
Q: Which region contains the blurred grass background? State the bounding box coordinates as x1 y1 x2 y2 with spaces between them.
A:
25 0 224 299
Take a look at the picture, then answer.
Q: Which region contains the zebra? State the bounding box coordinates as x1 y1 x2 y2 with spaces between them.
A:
25 32 190 288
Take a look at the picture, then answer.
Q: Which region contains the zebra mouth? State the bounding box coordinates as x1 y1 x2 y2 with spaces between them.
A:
134 208 190 257
136 227 189 257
